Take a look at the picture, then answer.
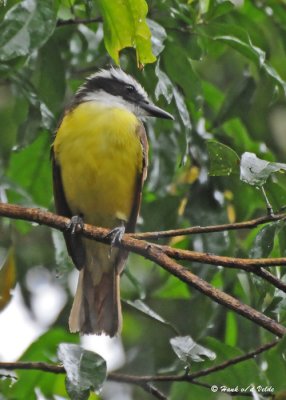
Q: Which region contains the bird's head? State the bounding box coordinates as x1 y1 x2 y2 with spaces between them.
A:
74 67 174 120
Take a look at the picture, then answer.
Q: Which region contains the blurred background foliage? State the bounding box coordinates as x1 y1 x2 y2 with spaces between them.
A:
1 0 286 399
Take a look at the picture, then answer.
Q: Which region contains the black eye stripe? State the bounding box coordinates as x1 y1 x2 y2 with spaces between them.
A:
76 76 146 105
126 84 135 92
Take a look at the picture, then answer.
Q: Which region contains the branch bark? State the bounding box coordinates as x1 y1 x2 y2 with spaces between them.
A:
0 202 285 336
132 213 286 239
0 339 278 384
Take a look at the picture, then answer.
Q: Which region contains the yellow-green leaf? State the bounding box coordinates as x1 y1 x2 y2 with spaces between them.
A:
98 0 156 65
0 248 16 311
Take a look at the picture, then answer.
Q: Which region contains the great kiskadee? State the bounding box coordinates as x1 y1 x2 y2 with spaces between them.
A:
51 68 173 336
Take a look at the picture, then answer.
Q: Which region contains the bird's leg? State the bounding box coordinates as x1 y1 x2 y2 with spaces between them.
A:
66 215 84 234
105 220 126 247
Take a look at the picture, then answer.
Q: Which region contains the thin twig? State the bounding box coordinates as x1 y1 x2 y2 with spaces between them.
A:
0 339 278 385
185 339 278 380
132 213 285 240
139 383 167 400
158 244 286 268
158 245 286 292
56 17 102 27
253 268 286 293
0 362 63 374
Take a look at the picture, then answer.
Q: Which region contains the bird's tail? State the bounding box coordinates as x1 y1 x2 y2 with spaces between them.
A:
69 242 122 336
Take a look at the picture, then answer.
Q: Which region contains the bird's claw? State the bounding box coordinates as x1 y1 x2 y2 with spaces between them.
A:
66 215 84 234
105 225 125 246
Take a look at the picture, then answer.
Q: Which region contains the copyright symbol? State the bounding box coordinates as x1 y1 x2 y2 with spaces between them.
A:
211 385 218 392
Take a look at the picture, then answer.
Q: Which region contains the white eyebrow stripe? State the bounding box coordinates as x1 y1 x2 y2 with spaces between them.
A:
86 67 148 99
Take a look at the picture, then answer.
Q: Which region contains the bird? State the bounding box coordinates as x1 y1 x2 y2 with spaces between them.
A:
51 67 173 336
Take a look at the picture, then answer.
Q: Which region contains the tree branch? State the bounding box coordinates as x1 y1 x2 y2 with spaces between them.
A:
138 383 167 400
132 213 286 240
159 245 286 292
0 202 285 336
159 244 286 268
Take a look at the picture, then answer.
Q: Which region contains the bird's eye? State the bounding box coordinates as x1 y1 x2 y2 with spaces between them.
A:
126 84 135 93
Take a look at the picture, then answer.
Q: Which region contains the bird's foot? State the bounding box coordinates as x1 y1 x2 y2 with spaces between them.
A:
66 215 84 234
105 224 126 247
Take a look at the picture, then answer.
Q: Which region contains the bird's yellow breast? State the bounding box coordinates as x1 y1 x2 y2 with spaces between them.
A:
53 102 143 227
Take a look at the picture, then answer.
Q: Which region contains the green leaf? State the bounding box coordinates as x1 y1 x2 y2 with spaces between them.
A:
125 299 179 334
58 343 107 398
7 131 52 207
147 19 167 57
207 140 240 176
173 87 192 129
0 247 16 311
155 61 173 103
163 41 202 105
124 267 147 299
213 74 256 127
170 335 216 364
171 381 213 400
34 38 66 113
20 328 78 361
224 312 238 347
205 22 264 64
154 275 191 300
65 378 90 400
265 336 286 391
221 118 261 154
199 0 210 14
206 23 286 95
205 1 234 20
97 0 156 65
240 152 286 186
249 223 277 258
192 337 265 389
0 0 57 61
9 329 78 400
8 73 55 148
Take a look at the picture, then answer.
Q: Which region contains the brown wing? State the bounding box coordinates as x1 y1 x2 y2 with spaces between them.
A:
116 123 148 273
126 122 148 233
51 146 86 270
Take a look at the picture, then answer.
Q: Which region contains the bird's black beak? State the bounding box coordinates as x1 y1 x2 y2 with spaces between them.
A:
140 101 174 120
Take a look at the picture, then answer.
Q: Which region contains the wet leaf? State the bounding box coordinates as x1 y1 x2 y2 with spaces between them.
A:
170 335 216 364
155 61 173 103
240 152 286 187
249 223 277 259
207 140 240 176
0 0 57 61
58 343 107 399
173 87 192 129
125 299 179 334
147 19 167 57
